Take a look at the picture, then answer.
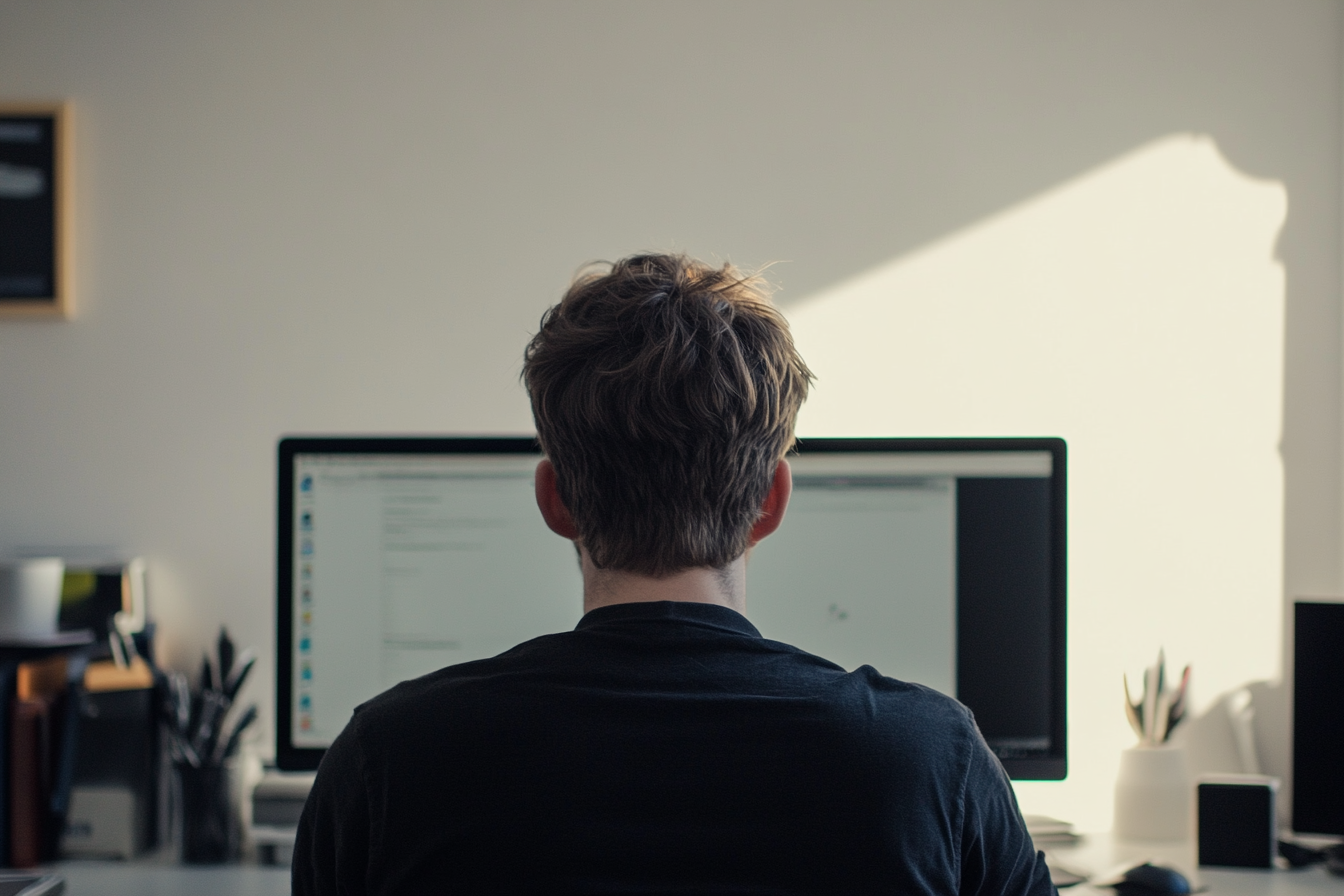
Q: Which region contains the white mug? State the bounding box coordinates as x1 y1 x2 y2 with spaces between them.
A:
0 557 65 640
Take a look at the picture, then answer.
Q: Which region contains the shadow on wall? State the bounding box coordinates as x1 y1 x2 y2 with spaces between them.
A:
1173 680 1290 822
782 134 1287 831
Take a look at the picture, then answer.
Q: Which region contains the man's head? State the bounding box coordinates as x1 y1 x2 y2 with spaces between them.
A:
523 253 813 577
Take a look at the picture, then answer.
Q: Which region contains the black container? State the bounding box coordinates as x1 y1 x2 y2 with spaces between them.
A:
176 762 235 863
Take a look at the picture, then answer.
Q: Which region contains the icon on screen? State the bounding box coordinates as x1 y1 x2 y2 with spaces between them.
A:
301 539 313 556
300 716 311 731
302 610 312 625
301 563 311 580
301 663 312 680
301 587 311 604
300 511 312 530
299 693 312 710
299 637 311 652
300 475 313 492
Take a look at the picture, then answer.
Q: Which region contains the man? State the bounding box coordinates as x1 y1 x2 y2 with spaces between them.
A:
294 253 1053 894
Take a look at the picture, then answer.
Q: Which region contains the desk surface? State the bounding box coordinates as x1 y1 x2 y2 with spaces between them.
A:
36 836 1343 895
47 858 289 896
1046 833 1343 894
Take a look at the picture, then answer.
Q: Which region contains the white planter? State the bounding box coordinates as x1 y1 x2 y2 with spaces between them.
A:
1114 744 1191 842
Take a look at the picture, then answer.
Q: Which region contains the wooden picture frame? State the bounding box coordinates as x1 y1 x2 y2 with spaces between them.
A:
0 103 73 318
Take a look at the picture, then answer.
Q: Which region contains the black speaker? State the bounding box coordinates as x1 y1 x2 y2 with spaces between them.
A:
1198 778 1276 868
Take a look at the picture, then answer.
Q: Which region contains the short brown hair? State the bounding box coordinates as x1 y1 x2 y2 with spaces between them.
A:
523 253 813 576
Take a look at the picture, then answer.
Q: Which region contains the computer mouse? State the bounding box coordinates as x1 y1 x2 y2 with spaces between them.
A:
1113 862 1191 896
1326 843 1344 877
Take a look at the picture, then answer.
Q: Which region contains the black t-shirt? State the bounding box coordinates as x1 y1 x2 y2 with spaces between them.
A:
293 601 1054 895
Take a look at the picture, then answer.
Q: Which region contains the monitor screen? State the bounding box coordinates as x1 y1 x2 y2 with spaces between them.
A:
276 437 1066 779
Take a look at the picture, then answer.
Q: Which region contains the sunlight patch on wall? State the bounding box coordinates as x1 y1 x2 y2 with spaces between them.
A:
784 135 1286 830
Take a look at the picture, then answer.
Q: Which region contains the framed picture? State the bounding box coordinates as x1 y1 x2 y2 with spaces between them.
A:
0 103 72 318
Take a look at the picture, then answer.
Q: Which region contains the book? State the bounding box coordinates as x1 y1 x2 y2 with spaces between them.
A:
1023 814 1081 846
8 698 44 867
0 661 15 865
8 655 68 868
83 657 152 693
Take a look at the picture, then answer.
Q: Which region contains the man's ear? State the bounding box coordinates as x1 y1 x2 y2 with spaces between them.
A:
748 460 792 545
535 459 581 540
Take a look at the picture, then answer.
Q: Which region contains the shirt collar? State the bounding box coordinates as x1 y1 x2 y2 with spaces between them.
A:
576 600 761 639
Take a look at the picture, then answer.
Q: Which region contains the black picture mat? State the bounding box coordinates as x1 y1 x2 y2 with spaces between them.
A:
1292 601 1344 835
276 436 1067 781
0 114 57 302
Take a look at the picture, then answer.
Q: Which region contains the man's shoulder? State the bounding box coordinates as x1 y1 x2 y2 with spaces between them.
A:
756 634 977 728
349 630 570 723
826 662 980 754
851 662 974 718
344 624 979 770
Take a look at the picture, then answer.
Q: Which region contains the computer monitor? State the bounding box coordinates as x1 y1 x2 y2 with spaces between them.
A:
1293 601 1344 836
276 436 1067 779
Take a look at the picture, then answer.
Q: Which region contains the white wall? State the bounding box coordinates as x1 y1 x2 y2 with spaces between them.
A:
787 134 1293 827
0 1 1338 830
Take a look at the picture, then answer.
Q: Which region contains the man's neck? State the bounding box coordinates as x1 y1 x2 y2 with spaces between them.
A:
580 550 746 616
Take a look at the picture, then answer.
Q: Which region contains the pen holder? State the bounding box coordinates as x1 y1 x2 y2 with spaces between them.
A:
176 760 237 863
1114 744 1191 841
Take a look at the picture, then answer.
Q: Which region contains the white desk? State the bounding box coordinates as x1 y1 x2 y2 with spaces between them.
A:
1046 833 1343 894
45 858 289 896
34 837 1343 895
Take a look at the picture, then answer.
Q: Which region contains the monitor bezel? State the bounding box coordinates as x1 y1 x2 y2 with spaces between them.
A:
276 435 1066 779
